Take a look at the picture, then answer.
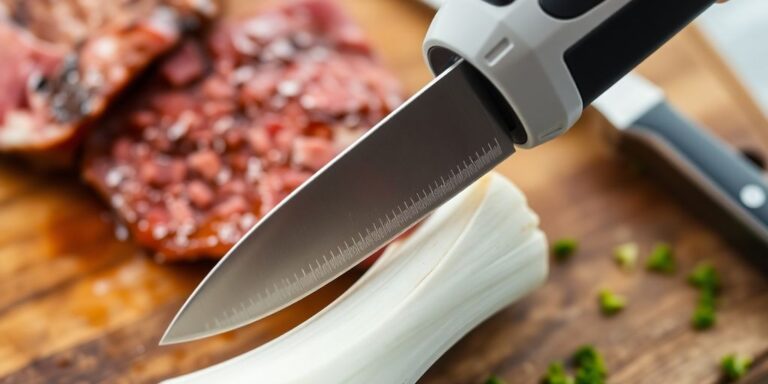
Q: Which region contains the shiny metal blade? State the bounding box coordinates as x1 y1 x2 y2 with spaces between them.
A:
160 60 516 345
592 73 665 130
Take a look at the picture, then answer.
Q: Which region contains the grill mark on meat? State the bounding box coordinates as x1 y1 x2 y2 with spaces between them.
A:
45 54 90 124
83 0 405 261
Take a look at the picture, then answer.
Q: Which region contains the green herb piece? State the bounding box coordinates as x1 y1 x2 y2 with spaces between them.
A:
688 263 720 291
572 346 607 377
645 243 675 274
721 354 752 382
573 346 607 384
700 286 717 307
613 242 639 270
484 374 507 384
553 238 578 261
598 290 626 316
689 263 720 331
542 346 607 384
692 304 716 329
692 288 717 330
541 362 573 384
574 367 605 384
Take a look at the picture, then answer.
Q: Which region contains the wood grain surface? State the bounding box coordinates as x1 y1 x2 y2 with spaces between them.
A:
1 1 767 383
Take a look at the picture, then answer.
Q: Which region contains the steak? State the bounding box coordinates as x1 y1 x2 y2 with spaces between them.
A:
82 0 404 261
0 0 217 156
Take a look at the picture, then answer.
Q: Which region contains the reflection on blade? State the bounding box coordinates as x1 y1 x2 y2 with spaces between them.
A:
161 60 517 345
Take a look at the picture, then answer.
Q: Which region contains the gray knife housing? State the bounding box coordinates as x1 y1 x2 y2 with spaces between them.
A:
423 0 715 148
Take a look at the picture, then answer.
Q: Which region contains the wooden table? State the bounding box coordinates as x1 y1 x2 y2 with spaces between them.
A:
1 1 767 383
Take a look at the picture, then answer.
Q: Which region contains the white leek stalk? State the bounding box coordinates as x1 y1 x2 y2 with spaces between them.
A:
164 172 548 384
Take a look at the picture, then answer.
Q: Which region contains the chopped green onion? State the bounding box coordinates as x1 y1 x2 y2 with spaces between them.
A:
541 362 573 384
692 304 716 330
572 346 607 377
692 287 717 330
598 290 626 316
721 354 752 381
613 242 639 270
689 263 720 291
484 374 507 384
646 243 675 274
542 346 607 384
572 346 607 384
552 238 578 261
688 263 720 331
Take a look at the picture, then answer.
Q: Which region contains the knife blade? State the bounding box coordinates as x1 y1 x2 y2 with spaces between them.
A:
163 0 717 345
593 74 768 265
160 60 518 345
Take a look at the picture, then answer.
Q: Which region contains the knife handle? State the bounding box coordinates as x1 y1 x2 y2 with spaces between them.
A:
621 103 768 266
564 0 714 106
424 0 715 148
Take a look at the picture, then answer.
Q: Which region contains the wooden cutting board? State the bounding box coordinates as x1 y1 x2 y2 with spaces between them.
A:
2 1 768 383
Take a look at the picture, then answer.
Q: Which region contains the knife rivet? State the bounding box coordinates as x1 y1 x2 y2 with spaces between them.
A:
740 184 766 209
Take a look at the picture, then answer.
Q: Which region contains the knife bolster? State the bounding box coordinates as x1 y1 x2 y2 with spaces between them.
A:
423 0 714 149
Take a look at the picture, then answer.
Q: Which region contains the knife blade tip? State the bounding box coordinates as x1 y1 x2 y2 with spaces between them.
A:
158 332 178 346
158 304 220 346
158 322 214 346
158 318 194 346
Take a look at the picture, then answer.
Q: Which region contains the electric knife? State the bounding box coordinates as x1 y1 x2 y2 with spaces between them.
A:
594 74 768 267
161 0 717 345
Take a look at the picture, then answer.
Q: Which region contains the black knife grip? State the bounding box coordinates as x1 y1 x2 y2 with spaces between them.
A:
566 0 715 106
621 103 768 268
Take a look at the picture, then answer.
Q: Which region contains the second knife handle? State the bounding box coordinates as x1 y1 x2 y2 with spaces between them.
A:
632 103 768 228
625 103 768 263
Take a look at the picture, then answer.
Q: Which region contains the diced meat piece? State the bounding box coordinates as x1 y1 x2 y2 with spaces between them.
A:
292 136 336 171
150 91 197 118
215 196 249 218
187 180 215 209
83 0 404 261
202 76 235 99
188 150 222 181
0 0 218 158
